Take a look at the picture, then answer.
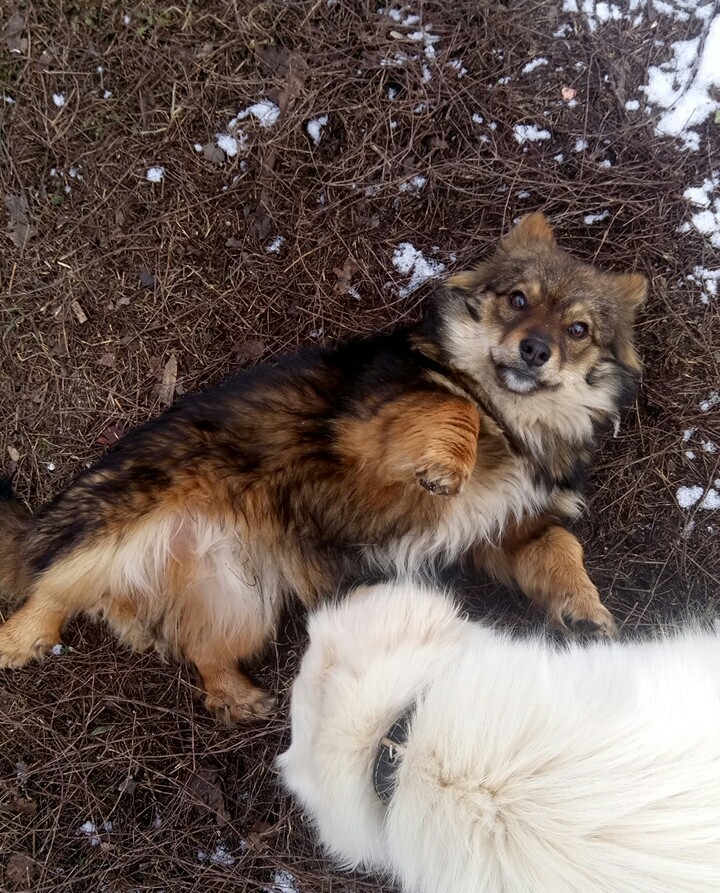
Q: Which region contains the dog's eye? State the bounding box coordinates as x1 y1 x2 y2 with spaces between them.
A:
508 291 527 310
568 321 589 339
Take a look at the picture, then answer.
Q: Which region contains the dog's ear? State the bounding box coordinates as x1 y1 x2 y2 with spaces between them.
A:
610 272 648 312
444 270 484 294
607 273 648 371
439 269 488 322
501 212 556 250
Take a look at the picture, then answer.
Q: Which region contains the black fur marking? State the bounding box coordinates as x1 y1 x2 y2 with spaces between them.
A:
0 477 15 502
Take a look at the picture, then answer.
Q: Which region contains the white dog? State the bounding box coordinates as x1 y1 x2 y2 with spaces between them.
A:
278 581 720 893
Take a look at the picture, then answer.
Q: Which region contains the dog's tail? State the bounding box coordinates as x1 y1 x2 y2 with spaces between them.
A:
0 477 33 610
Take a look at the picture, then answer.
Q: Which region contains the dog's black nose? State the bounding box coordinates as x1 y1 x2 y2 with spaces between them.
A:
519 337 552 368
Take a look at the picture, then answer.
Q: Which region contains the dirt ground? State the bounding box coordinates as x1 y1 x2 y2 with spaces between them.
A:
1 1 719 891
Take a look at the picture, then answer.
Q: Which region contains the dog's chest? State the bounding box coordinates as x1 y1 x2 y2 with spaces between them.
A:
378 456 549 574
439 457 548 549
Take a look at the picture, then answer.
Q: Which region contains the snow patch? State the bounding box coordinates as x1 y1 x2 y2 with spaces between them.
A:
197 842 236 867
447 58 468 77
687 265 720 303
583 209 610 224
399 175 427 194
522 58 548 75
307 115 328 145
231 99 281 128
682 173 720 249
146 166 165 183
392 243 446 297
641 16 720 151
513 124 551 144
52 93 65 107
265 869 301 893
216 133 241 157
624 99 640 110
677 485 704 508
266 236 285 254
78 820 112 846
700 392 720 412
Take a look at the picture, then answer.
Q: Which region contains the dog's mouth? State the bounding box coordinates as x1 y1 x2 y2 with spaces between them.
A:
493 362 545 395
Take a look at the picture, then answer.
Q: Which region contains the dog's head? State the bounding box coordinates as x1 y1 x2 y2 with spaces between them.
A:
430 214 647 427
277 583 467 871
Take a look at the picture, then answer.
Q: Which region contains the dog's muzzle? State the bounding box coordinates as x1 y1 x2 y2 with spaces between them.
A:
372 706 414 803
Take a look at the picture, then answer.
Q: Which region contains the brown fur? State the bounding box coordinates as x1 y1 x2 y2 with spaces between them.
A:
0 214 646 721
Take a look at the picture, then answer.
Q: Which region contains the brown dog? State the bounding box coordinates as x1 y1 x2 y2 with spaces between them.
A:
0 214 646 721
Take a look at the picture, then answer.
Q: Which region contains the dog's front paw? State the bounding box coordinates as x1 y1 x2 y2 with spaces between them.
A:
552 591 618 638
0 628 55 668
416 462 469 497
203 687 277 725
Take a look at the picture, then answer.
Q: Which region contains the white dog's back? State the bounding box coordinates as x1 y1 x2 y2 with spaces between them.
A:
279 582 720 893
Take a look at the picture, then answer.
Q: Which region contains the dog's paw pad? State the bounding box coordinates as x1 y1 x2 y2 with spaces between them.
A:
563 616 601 636
560 609 617 639
416 466 464 497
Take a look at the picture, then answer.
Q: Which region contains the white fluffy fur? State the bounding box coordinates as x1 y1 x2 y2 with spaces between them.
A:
279 582 720 893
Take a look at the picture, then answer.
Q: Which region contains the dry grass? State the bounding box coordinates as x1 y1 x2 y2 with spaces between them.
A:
1 1 719 890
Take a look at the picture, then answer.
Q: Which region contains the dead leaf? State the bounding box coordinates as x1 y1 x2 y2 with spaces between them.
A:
233 338 265 365
5 852 36 887
71 300 87 324
561 86 577 101
4 13 27 55
186 765 229 825
248 207 273 241
10 796 37 816
51 337 68 357
245 820 273 851
4 194 35 249
139 269 156 289
202 142 226 164
332 257 359 296
36 48 53 72
157 354 178 407
97 422 123 446
117 777 138 795
7 446 20 462
97 352 116 367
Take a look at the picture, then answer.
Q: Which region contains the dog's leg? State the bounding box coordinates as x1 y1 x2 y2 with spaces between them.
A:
175 556 281 723
189 646 277 724
340 392 481 496
477 521 617 636
0 582 73 667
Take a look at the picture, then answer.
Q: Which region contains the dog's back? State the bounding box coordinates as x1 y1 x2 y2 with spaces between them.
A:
281 583 720 893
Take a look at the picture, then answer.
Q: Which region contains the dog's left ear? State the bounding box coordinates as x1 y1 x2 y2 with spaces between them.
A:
500 212 556 250
608 272 648 371
610 272 648 312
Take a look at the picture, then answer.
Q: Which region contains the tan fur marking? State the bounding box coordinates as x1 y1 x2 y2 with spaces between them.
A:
340 392 481 497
